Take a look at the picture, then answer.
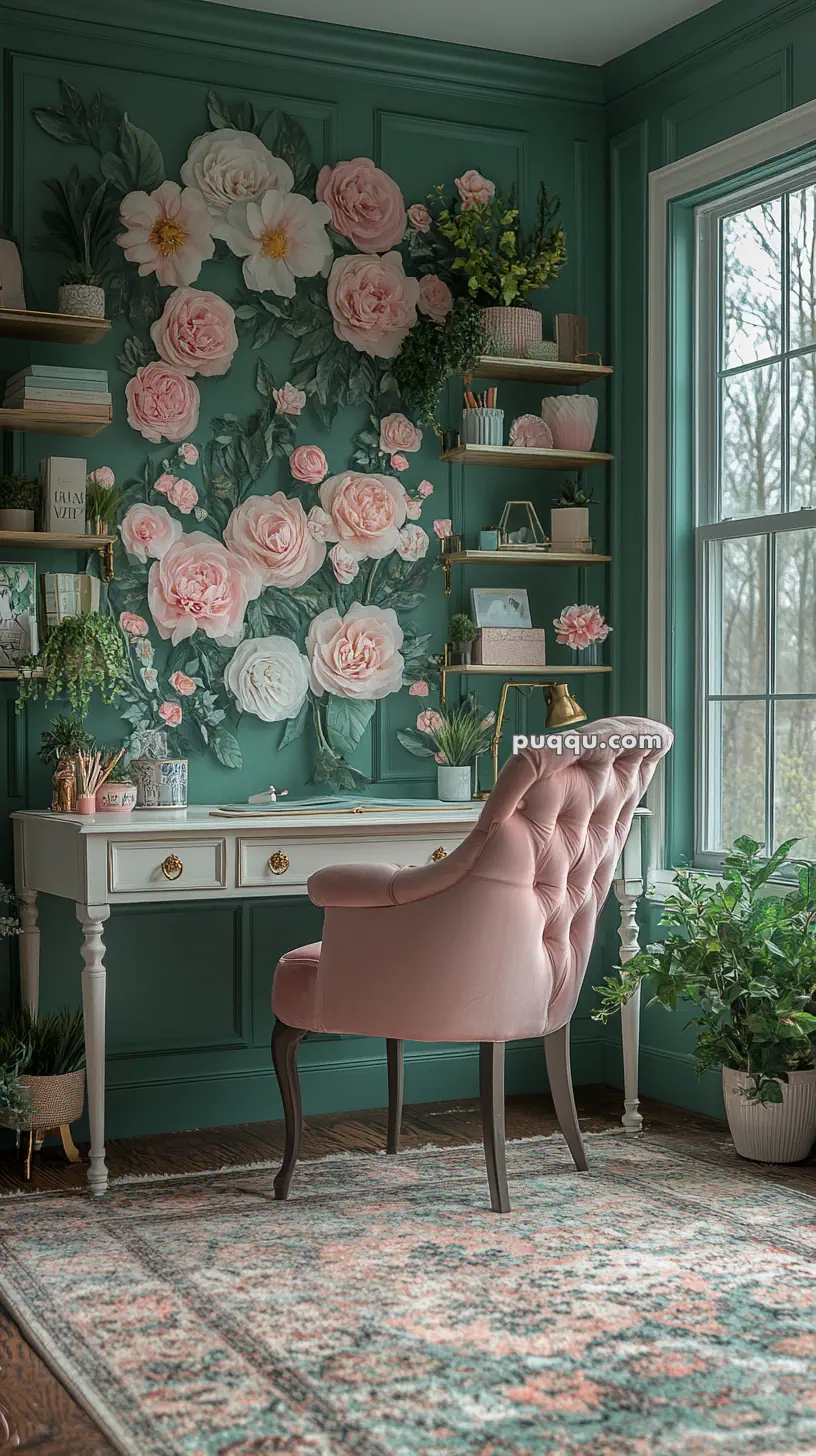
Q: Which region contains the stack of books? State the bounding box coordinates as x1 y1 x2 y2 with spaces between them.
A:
2 364 111 422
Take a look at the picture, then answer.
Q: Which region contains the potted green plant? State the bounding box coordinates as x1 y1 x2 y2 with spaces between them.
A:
34 167 114 318
38 713 96 812
0 474 40 531
17 611 129 719
0 1005 86 1178
398 697 495 801
85 467 120 536
551 479 595 551
393 298 487 433
593 836 816 1163
448 612 478 666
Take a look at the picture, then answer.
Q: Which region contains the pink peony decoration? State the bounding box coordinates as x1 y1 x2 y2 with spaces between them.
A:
395 523 429 562
418 479 434 498
320 471 408 560
273 381 306 415
179 442 199 465
327 252 419 359
155 473 199 515
120 504 182 564
159 701 183 727
117 180 214 287
408 680 429 697
329 544 359 584
148 531 261 647
417 709 443 734
552 603 611 650
455 169 496 210
390 453 409 472
150 287 238 378
126 363 200 444
433 518 453 540
119 611 149 637
379 413 422 455
408 203 431 233
509 414 554 449
405 497 422 520
224 493 326 589
169 671 197 696
307 603 404 700
317 158 406 252
89 466 115 489
291 445 329 485
418 273 453 323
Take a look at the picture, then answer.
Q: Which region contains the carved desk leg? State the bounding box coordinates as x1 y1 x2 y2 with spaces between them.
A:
613 808 649 1136
77 903 111 1196
18 889 39 1015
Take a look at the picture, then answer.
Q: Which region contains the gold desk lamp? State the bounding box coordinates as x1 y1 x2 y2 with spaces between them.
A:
475 680 587 797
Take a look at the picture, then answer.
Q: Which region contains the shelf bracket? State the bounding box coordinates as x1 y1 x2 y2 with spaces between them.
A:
97 542 115 582
442 557 451 596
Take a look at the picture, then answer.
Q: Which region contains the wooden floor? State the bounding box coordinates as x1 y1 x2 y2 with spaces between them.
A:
2 1084 816 1454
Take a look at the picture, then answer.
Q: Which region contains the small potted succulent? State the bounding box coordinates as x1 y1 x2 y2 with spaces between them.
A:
34 168 113 319
448 612 478 666
551 479 594 551
85 466 120 536
0 474 40 531
398 697 496 801
0 1004 86 1179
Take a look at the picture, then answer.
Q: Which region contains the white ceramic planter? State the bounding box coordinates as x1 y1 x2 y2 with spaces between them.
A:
58 283 105 319
541 395 599 452
437 765 472 802
723 1066 816 1162
550 506 589 549
95 782 137 814
0 508 35 531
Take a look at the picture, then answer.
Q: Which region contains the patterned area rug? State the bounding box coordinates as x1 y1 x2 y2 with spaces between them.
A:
2 1134 816 1456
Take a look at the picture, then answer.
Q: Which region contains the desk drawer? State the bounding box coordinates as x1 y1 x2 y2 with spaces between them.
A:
109 837 227 895
237 834 463 889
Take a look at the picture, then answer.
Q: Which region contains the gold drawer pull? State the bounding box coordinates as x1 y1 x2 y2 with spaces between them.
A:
161 853 183 881
431 846 448 862
268 851 290 876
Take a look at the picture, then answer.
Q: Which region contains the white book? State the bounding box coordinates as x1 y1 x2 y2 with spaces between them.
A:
40 456 87 533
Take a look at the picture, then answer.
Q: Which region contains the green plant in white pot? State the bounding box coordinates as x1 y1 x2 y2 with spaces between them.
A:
398 696 495 802
34 166 114 318
593 836 816 1163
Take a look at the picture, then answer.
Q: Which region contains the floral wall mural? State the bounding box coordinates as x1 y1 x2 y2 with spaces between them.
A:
30 85 486 789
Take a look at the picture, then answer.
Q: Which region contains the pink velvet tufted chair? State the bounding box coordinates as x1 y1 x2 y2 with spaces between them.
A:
271 716 672 1212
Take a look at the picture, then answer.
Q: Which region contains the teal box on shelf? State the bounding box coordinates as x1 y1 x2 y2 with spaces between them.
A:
479 529 500 550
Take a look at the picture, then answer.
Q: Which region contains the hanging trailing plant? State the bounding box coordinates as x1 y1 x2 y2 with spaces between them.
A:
16 612 129 720
393 298 486 432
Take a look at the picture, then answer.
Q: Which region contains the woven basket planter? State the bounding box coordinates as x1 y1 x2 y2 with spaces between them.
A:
481 306 542 357
723 1067 816 1163
16 1069 85 1131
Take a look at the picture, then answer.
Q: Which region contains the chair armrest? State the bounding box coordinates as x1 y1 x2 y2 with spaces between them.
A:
308 862 402 908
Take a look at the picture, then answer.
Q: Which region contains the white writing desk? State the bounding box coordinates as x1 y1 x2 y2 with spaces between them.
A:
12 802 648 1193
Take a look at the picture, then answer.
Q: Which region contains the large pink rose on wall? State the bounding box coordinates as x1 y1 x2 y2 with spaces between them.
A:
317 159 405 252
150 288 238 377
155 473 199 514
379 413 422 456
120 504 182 564
214 190 332 298
290 445 328 485
180 130 294 215
126 363 200 444
148 531 261 647
117 181 214 287
418 274 453 323
307 603 404 700
327 252 419 358
320 472 407 560
224 493 326 589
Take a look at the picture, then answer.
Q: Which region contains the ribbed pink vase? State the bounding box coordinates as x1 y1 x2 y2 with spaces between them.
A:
481 307 542 356
540 396 599 452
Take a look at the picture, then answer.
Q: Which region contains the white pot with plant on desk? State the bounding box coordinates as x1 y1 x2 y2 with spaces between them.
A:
397 698 495 802
550 479 594 552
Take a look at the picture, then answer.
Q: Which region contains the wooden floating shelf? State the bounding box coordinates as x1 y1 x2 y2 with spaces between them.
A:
0 307 112 346
0 408 111 437
443 549 610 566
440 444 612 470
469 356 613 385
0 529 115 550
443 664 612 677
0 668 44 680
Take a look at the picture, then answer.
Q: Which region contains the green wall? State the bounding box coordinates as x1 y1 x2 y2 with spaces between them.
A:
0 0 614 1137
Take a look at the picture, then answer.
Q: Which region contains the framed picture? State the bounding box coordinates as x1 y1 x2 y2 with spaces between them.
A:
0 563 38 668
470 587 532 630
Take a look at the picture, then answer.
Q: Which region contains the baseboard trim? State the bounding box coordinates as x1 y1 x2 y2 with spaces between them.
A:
600 1035 725 1120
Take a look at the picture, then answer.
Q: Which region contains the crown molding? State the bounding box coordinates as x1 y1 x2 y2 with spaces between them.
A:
0 0 604 108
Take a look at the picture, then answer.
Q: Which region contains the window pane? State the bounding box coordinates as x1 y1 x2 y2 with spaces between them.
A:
708 700 766 850
789 187 816 351
710 536 766 694
720 363 782 517
775 529 816 693
789 352 816 509
722 199 782 369
774 701 816 858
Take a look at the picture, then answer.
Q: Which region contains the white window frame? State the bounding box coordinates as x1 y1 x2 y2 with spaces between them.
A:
646 98 816 890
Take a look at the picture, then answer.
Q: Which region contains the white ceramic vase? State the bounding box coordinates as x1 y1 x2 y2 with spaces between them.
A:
541 395 599 452
437 765 472 802
550 506 589 549
723 1066 816 1162
58 283 105 319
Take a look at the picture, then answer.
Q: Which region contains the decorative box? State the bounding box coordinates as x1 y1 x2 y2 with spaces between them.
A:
479 529 500 551
472 628 547 667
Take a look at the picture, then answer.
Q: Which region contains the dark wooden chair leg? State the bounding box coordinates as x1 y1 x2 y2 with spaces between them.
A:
271 1018 307 1200
544 1021 589 1172
386 1038 404 1154
479 1041 510 1213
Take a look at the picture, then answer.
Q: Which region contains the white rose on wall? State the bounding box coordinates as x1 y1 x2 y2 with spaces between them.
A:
225 635 311 722
180 129 295 215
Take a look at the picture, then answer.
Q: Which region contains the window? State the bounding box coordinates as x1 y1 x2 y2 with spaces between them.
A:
696 171 816 863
